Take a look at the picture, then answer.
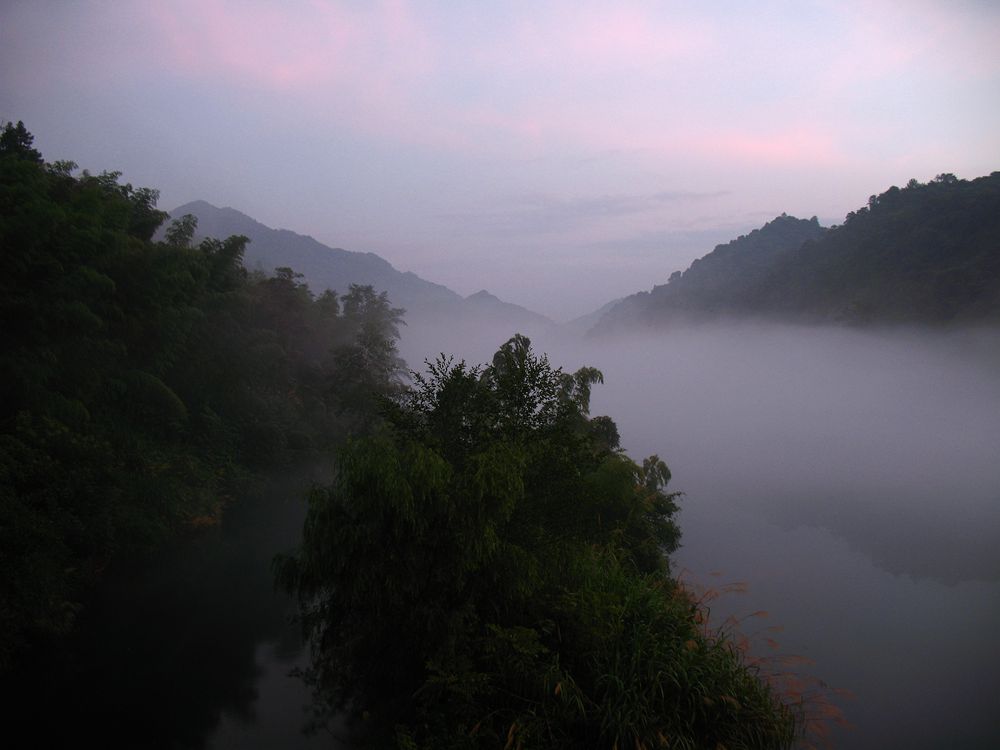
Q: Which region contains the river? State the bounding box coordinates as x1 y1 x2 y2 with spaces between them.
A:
1 467 341 749
404 322 1000 748
4 324 998 748
569 324 1000 749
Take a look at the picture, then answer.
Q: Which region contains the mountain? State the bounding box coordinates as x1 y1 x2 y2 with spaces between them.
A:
463 289 552 330
169 200 463 315
167 202 554 359
592 172 1000 334
564 297 625 336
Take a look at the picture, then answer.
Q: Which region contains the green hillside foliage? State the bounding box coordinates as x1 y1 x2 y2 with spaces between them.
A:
594 173 1000 332
0 123 404 667
277 335 798 749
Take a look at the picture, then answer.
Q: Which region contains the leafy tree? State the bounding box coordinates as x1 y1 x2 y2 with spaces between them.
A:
330 284 406 425
277 336 797 749
0 121 42 162
0 125 407 668
164 213 198 248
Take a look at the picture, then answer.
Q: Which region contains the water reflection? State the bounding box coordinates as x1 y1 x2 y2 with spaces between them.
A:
673 494 1000 749
207 643 340 750
2 469 330 750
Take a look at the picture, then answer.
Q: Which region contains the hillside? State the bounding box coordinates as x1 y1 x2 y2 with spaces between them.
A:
169 201 554 361
592 173 1000 333
170 201 461 314
463 289 552 329
564 297 625 336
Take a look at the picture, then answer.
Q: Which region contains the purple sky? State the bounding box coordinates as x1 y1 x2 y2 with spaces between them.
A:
2 0 998 320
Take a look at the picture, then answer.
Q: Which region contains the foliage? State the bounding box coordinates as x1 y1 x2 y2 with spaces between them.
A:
594 173 1000 332
0 121 42 162
0 124 405 667
277 335 797 749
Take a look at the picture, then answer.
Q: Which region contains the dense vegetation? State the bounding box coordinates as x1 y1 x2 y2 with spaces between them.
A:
593 172 1000 333
278 334 799 749
169 199 462 318
0 122 404 667
169 200 552 334
3 121 802 747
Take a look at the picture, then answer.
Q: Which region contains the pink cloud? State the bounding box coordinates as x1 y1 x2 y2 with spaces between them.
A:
448 94 843 169
125 0 978 172
132 0 466 153
146 0 432 91
684 128 841 167
132 0 839 169
815 0 1000 97
478 2 713 75
563 7 713 65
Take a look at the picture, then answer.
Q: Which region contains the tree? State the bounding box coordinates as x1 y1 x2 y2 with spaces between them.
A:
330 284 406 423
164 213 198 248
0 121 42 162
277 336 797 749
0 124 409 667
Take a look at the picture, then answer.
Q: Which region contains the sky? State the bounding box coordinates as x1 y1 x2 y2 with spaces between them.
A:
2 0 998 320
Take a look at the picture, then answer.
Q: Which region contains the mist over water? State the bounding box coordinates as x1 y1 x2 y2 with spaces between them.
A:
581 325 1000 583
13 321 992 749
400 322 1000 748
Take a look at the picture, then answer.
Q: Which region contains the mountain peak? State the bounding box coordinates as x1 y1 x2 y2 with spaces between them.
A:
467 289 498 301
463 289 553 328
172 199 252 221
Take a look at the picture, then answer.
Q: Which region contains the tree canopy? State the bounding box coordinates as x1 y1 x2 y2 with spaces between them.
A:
593 172 1000 333
277 335 798 749
0 123 404 667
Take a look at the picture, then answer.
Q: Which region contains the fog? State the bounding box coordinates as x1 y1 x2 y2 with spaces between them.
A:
14 316 994 749
399 321 1000 748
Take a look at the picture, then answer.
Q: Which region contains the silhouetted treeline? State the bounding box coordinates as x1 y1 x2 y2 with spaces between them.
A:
0 123 404 666
593 172 1000 333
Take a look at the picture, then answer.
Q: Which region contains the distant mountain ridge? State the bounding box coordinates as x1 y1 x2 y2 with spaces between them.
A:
170 201 460 313
169 201 552 335
565 297 625 336
462 289 552 328
592 172 1000 334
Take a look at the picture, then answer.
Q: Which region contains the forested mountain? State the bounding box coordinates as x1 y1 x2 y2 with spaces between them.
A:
0 124 404 667
170 201 552 333
171 200 459 314
592 173 1000 334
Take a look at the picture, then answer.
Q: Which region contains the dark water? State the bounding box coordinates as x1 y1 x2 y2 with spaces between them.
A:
5 325 998 748
1 468 337 750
